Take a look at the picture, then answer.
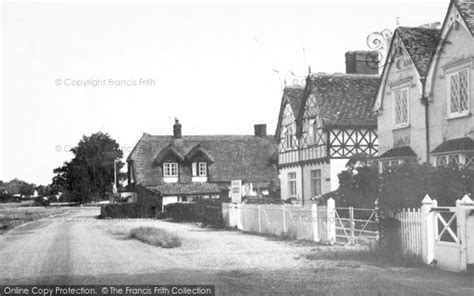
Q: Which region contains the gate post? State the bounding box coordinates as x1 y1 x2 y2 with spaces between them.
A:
327 198 336 245
421 195 436 265
311 203 319 242
349 206 355 245
456 195 473 272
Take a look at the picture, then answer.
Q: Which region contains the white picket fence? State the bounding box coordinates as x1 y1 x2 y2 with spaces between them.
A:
391 208 423 258
222 200 336 244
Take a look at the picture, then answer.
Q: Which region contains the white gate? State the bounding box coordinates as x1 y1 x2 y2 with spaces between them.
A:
422 195 474 272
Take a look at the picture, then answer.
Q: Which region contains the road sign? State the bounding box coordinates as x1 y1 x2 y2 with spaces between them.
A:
230 180 242 203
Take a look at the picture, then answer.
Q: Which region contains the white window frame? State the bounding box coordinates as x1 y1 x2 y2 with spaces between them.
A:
198 162 207 177
163 162 178 177
393 87 409 128
288 172 297 197
447 68 470 118
310 169 321 197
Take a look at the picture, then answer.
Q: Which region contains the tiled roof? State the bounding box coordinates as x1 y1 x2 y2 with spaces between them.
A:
397 27 441 77
379 146 417 159
147 183 220 196
303 73 379 128
431 137 474 154
286 86 305 116
454 0 474 36
128 134 278 187
275 86 304 139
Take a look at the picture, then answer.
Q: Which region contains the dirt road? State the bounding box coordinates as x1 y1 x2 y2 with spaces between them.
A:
0 207 473 295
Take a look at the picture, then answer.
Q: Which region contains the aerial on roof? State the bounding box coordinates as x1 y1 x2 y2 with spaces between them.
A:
275 85 305 139
454 0 474 36
128 133 278 187
397 26 441 77
299 73 379 129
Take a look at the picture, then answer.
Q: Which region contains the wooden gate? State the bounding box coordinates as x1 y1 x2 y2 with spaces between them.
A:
335 207 379 245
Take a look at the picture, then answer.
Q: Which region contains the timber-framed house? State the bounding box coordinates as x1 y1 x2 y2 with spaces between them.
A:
276 52 380 203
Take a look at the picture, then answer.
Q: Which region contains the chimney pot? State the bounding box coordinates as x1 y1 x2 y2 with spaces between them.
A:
173 118 182 138
254 124 267 138
345 51 379 75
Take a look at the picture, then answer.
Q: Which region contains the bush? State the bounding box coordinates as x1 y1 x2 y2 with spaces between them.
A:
165 198 224 228
129 227 182 248
101 203 160 218
334 155 474 210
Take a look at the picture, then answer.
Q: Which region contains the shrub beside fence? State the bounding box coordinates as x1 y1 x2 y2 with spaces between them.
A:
165 199 224 228
101 203 160 219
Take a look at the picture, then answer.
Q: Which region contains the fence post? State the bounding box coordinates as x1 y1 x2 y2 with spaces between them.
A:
311 203 319 242
282 205 287 234
421 195 436 265
236 203 242 230
349 206 355 245
327 198 336 245
456 195 473 272
258 205 262 233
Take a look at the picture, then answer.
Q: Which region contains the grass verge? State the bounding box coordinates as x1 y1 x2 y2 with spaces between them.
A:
129 226 182 248
0 204 67 234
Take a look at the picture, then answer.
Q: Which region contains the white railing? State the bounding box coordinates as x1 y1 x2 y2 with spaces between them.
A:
222 199 337 244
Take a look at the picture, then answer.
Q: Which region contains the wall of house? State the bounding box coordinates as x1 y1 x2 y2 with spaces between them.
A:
377 37 427 162
302 162 331 199
279 166 302 201
429 19 474 151
329 159 348 192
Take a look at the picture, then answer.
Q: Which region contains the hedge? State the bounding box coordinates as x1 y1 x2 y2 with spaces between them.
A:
100 203 160 219
164 199 224 228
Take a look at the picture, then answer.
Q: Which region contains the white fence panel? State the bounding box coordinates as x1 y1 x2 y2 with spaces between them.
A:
393 208 422 258
223 201 335 243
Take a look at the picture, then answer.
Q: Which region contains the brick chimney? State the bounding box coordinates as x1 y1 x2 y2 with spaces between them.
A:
345 51 379 75
254 124 267 138
173 118 182 138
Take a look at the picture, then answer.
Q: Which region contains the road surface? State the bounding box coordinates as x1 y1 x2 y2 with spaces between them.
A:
1 207 473 295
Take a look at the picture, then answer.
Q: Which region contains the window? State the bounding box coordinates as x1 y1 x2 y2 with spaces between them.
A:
285 129 293 149
288 172 297 197
310 170 321 197
466 154 474 168
394 87 409 127
448 154 460 165
436 156 447 166
198 162 207 176
163 162 178 177
448 69 469 116
192 162 207 177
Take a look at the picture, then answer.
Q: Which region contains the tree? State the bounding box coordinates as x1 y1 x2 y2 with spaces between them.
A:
52 132 124 203
335 154 379 208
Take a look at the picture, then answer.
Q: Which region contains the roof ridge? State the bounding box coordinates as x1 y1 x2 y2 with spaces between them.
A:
310 72 379 78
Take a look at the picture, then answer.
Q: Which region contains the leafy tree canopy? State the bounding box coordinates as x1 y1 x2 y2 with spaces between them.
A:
52 132 124 203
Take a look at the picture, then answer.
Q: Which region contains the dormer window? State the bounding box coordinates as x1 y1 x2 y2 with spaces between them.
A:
192 162 207 177
163 162 178 177
199 162 207 176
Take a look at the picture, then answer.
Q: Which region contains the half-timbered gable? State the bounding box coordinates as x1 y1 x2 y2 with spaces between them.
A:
275 86 304 166
300 73 379 160
277 54 380 203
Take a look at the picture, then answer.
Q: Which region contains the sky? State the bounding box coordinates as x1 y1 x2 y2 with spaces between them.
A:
1 0 448 185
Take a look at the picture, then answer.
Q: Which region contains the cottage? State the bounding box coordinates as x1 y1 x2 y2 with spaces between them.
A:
374 0 474 170
127 120 279 211
276 52 379 204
